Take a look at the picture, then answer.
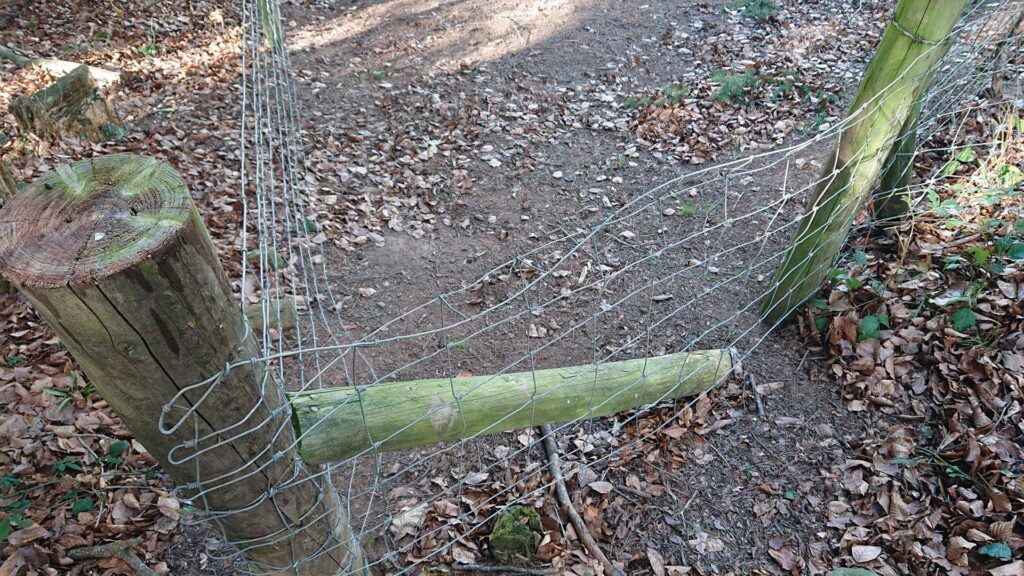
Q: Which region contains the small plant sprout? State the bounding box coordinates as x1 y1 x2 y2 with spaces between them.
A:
725 0 780 20
711 70 757 104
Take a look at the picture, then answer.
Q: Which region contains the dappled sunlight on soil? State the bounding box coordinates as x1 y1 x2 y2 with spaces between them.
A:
288 0 589 71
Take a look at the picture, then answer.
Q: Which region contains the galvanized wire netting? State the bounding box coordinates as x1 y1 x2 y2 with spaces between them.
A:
166 1 1024 573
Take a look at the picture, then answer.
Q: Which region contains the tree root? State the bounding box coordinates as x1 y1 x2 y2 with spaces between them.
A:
540 424 624 576
67 538 159 576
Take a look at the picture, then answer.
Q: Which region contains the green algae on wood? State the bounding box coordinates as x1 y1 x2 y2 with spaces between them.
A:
290 348 734 464
10 65 126 142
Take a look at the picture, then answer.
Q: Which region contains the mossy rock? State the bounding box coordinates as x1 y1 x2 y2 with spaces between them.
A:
490 505 542 561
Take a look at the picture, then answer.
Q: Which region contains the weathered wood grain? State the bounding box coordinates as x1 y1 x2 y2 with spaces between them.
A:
10 64 126 141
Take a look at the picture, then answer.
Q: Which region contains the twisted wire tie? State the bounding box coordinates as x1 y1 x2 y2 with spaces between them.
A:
892 17 943 46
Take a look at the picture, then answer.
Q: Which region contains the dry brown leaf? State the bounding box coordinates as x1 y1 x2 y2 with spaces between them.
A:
851 544 882 563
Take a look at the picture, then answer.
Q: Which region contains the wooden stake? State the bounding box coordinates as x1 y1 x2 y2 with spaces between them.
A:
0 160 15 204
759 0 969 324
0 155 364 575
0 160 14 294
291 348 733 464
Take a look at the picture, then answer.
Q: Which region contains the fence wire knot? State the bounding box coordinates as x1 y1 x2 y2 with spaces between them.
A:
891 17 944 46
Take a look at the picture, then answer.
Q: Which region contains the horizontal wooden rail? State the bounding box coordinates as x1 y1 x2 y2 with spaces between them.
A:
290 348 735 464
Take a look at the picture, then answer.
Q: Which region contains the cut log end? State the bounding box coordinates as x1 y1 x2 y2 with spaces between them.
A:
0 154 191 287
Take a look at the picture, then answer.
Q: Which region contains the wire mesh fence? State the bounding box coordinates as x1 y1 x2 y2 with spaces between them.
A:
167 0 1024 573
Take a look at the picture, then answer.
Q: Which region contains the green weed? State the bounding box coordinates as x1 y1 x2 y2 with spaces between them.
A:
726 0 779 20
711 70 757 104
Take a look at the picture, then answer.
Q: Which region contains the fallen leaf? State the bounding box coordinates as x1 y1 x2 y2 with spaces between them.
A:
851 545 882 563
647 547 666 576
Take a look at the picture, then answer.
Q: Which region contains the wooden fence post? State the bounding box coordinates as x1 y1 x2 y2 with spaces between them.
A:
0 154 364 575
759 0 969 324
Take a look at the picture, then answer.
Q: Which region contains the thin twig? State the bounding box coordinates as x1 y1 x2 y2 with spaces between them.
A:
945 232 981 248
747 373 766 417
67 538 158 576
453 563 559 575
540 424 624 576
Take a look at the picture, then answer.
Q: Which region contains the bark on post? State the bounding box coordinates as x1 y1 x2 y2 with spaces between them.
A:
10 65 126 142
759 0 969 325
291 348 735 465
0 158 14 293
0 155 364 575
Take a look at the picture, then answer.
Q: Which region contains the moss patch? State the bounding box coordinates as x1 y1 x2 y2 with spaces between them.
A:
490 505 542 561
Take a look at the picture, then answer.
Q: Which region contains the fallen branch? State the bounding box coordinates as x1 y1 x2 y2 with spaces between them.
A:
541 424 624 576
747 373 765 417
67 538 159 576
453 563 558 575
0 44 121 84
